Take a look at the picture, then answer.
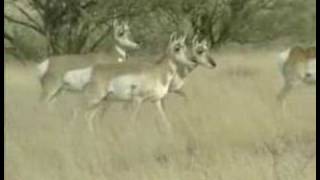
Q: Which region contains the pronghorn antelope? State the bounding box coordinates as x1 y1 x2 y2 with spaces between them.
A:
277 45 316 104
83 33 216 133
167 35 216 100
37 19 140 102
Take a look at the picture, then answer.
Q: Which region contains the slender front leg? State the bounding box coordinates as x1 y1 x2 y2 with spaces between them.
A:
85 92 111 133
155 100 172 132
86 103 112 133
97 99 112 120
47 82 64 103
277 82 293 105
86 106 101 133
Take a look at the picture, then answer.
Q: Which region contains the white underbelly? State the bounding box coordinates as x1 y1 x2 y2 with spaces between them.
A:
108 74 171 101
108 75 143 100
63 66 93 90
169 76 185 92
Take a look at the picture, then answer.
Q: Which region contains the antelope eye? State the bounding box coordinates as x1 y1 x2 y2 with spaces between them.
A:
118 31 124 37
197 50 204 54
174 46 180 52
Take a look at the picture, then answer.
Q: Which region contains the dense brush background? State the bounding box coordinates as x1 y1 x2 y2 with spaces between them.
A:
5 0 316 180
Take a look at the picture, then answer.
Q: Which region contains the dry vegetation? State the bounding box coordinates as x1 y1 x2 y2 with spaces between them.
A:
5 45 316 180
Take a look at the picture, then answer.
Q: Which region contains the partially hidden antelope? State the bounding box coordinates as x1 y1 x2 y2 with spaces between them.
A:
277 45 316 104
36 19 140 103
166 35 216 101
82 33 216 133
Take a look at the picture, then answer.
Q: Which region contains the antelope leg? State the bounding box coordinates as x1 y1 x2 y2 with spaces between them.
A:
277 82 293 104
86 92 111 133
155 100 172 131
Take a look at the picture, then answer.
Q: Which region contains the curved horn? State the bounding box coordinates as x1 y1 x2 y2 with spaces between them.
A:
169 32 178 42
192 34 199 46
181 33 187 43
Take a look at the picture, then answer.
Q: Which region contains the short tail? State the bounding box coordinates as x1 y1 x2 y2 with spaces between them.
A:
37 58 50 79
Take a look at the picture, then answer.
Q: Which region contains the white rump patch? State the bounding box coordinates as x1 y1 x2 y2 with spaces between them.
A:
63 66 93 91
108 75 142 100
37 59 50 78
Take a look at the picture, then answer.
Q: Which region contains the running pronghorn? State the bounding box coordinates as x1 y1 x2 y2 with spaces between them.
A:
83 33 216 133
277 45 316 104
36 19 140 103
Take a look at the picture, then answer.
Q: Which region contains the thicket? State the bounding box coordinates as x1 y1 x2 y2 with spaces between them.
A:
4 0 316 60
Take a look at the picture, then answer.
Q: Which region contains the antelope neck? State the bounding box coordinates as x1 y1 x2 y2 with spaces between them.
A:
176 62 198 79
156 55 179 87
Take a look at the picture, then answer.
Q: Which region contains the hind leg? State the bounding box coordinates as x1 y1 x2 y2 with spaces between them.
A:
85 89 112 133
277 82 293 104
277 82 293 114
39 74 64 103
154 100 172 134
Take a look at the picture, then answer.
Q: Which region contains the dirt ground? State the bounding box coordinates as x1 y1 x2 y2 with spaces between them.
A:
5 45 316 180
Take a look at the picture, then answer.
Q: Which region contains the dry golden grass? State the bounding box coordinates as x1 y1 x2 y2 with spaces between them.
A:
5 46 316 180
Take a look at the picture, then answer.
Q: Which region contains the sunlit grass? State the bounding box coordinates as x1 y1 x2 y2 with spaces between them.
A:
5 46 316 180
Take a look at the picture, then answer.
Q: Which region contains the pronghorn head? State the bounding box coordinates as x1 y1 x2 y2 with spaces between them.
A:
113 19 140 49
191 35 216 68
166 32 194 67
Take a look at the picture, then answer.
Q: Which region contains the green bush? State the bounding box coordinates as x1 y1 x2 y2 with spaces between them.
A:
4 0 316 61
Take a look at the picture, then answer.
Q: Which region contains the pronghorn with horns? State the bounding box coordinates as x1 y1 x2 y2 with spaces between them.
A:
82 33 216 133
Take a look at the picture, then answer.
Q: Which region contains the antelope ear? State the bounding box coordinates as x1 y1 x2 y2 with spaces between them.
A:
180 34 187 43
169 32 178 42
192 34 199 46
201 39 208 47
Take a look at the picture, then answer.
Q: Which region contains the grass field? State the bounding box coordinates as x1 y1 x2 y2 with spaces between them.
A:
5 45 316 180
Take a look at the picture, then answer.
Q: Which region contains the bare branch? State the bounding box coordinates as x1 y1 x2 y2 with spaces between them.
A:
13 2 43 30
4 13 45 35
88 26 112 52
4 31 14 44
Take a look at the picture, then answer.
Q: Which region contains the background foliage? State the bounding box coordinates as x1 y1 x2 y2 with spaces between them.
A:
4 0 316 60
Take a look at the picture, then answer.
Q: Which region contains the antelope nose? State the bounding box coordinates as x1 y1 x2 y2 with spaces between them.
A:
209 58 216 68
